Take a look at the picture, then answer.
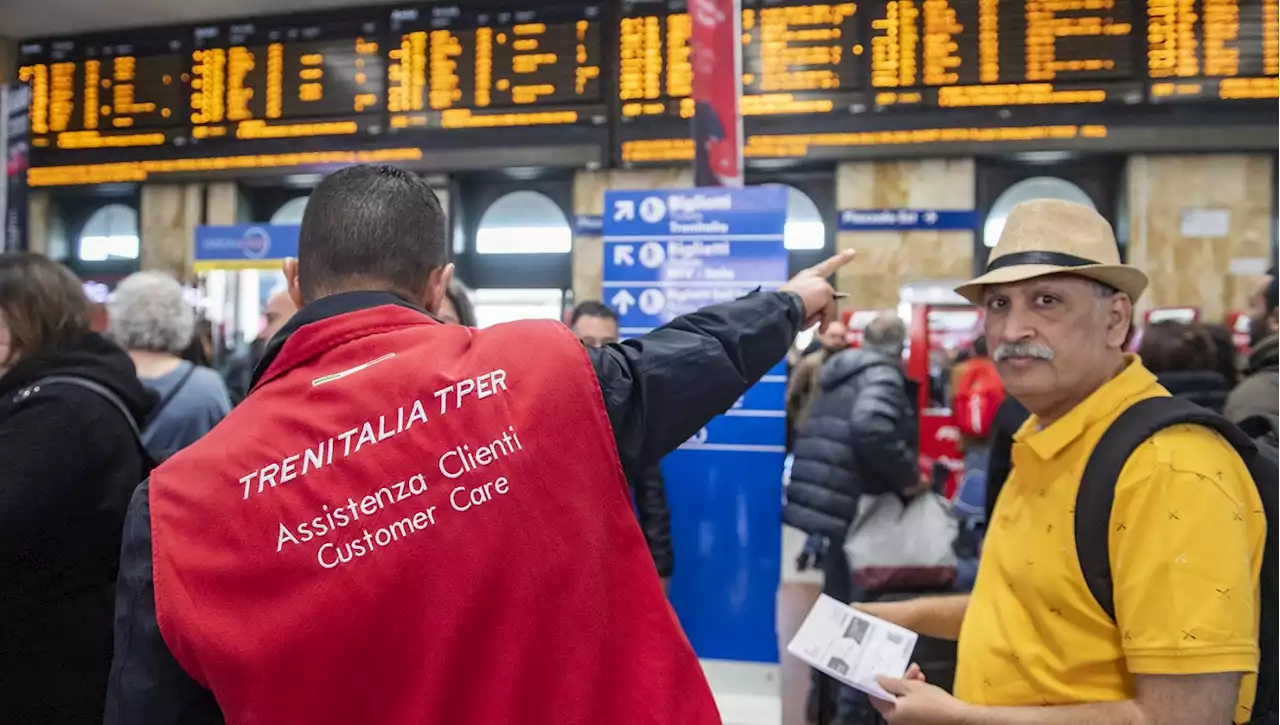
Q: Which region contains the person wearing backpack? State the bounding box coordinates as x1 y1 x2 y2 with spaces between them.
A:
108 271 233 462
0 253 155 721
949 335 1004 591
856 199 1274 725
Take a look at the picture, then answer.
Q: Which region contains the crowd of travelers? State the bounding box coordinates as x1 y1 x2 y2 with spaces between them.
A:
0 168 1275 725
0 267 692 722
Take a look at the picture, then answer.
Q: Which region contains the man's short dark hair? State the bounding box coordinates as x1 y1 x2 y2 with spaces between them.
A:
570 301 617 326
298 165 446 302
1268 265 1278 314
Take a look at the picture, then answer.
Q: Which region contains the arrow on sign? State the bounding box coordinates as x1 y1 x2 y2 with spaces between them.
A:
613 245 635 266
611 289 636 314
923 211 938 225
613 199 636 221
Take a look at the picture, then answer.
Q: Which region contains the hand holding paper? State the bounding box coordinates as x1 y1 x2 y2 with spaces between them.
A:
870 672 973 724
786 594 919 702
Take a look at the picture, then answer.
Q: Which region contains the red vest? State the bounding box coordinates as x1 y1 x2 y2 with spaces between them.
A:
150 305 719 725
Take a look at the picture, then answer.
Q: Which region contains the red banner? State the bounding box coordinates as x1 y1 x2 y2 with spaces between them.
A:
690 0 743 187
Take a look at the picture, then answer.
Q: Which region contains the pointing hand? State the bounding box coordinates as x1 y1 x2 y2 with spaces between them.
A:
779 249 856 331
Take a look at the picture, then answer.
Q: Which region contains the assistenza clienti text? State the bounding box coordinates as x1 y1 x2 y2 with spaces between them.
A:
237 369 509 500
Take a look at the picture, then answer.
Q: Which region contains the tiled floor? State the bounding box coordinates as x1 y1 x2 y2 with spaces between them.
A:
702 659 781 725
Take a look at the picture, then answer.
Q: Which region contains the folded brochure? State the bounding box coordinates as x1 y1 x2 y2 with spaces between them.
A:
786 594 919 701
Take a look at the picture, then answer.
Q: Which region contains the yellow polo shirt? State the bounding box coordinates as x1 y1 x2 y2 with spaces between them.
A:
955 356 1265 723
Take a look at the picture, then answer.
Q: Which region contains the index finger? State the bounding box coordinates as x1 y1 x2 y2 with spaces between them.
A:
808 249 856 278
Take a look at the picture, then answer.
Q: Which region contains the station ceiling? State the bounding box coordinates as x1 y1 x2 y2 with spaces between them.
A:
1 0 358 39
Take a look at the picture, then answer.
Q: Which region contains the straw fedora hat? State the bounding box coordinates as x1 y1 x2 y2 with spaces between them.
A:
955 199 1148 305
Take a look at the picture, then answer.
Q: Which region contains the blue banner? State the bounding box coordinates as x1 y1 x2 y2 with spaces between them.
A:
604 187 787 664
574 214 603 235
193 224 300 271
838 209 979 231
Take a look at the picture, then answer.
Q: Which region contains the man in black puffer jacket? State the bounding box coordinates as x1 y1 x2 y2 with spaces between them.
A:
785 313 917 543
784 313 920 725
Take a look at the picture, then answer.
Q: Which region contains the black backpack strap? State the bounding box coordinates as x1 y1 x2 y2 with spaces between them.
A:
27 375 157 469
1238 413 1280 447
145 362 196 428
1077 396 1260 621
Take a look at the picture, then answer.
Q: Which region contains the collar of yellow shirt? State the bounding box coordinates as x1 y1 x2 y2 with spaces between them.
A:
1012 354 1156 461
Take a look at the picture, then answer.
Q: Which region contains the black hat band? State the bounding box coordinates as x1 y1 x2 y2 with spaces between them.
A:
986 251 1102 274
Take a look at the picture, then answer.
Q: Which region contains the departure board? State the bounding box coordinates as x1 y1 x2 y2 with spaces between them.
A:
866 0 1143 108
1147 0 1280 101
386 3 605 131
190 16 385 141
14 0 1278 169
619 0 864 119
18 33 187 150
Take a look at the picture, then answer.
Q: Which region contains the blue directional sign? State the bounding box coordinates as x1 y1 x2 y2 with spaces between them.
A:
838 208 979 231
574 214 604 235
603 187 788 664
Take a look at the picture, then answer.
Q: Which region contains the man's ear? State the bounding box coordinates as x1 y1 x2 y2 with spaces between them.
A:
1107 293 1133 349
283 258 304 309
422 263 455 314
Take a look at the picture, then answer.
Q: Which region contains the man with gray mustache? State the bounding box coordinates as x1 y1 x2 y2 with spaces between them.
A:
992 341 1054 363
855 199 1266 725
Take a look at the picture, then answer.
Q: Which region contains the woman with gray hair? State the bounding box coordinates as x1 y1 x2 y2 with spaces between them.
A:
108 271 231 461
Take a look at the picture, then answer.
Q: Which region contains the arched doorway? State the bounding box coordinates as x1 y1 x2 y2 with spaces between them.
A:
476 190 572 255
457 188 573 326
778 184 825 252
984 177 1096 248
976 156 1125 272
78 203 139 262
270 196 310 225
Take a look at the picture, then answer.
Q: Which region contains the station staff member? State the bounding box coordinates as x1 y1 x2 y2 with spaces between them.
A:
105 164 853 725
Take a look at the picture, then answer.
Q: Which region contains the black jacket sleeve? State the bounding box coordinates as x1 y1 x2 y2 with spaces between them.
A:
105 480 223 725
850 365 918 497
589 290 803 480
632 464 674 578
105 291 803 722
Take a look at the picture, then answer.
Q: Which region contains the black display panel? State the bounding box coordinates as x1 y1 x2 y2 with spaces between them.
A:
190 15 386 141
1147 0 1279 101
865 0 1144 108
18 31 188 151
14 0 1278 172
618 0 865 119
386 2 606 131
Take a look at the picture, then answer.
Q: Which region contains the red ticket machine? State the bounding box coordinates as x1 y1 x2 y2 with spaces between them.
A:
907 304 982 498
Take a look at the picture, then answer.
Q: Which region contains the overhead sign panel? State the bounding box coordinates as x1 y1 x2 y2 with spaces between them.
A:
602 185 788 664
